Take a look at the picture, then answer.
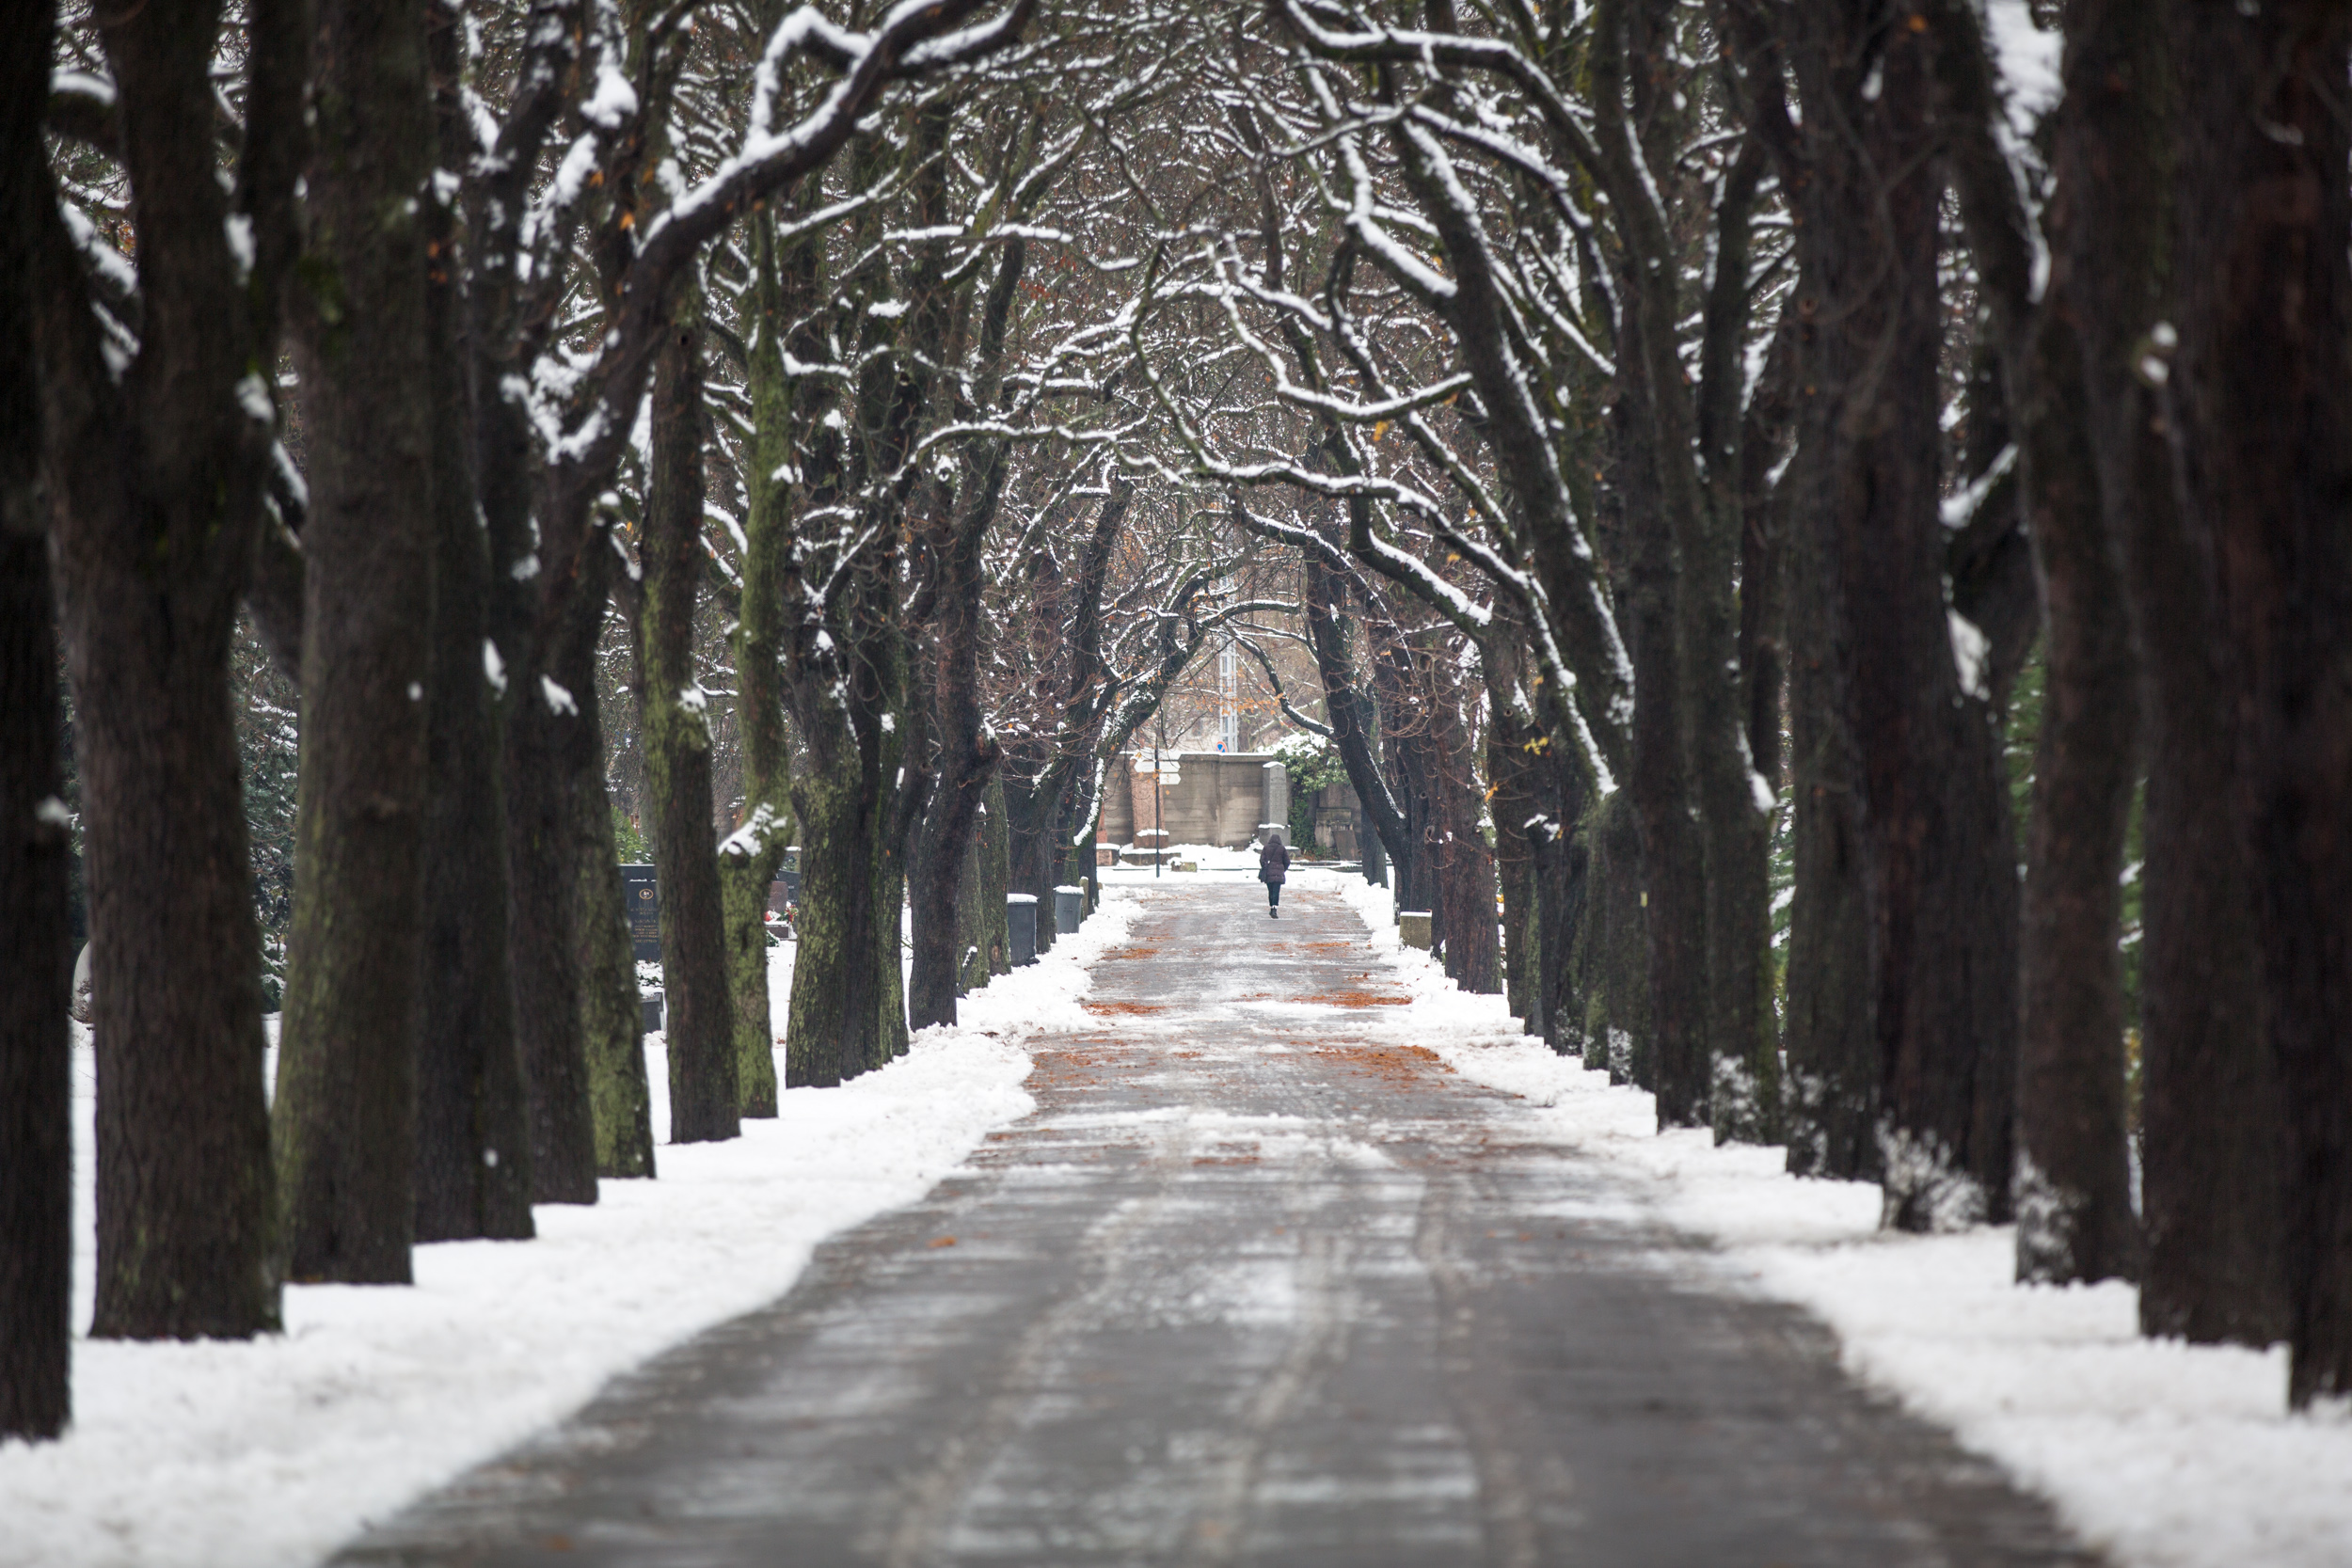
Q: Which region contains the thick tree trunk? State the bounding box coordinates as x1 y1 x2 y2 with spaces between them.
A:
961 777 1013 987
633 314 738 1145
1614 372 1709 1127
573 706 656 1180
1426 688 1502 996
1391 723 1439 938
720 211 802 1119
909 230 1025 1028
0 0 68 1439
37 0 300 1338
473 199 600 1202
1677 145 1777 1148
273 0 436 1286
1781 406 1876 1180
909 729 996 1027
499 483 623 1204
786 705 901 1085
1580 789 1651 1086
717 834 783 1114
480 370 605 1206
1534 771 1588 1052
1925 0 2139 1284
1368 641 1426 918
76 614 282 1336
503 686 600 1201
2055 0 2282 1345
1784 22 2018 1228
0 531 68 1435
2009 304 2137 1284
2167 0 2352 1406
1698 751 1777 1146
412 0 533 1242
2007 293 2138 1283
1303 546 1410 880
1487 712 1541 1028
908 509 1000 1029
1002 768 1065 953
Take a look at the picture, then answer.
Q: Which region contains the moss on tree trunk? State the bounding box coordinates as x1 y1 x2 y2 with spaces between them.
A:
273 0 440 1287
633 309 738 1146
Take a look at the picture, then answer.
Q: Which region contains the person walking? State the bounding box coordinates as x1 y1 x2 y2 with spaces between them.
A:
1258 828 1290 919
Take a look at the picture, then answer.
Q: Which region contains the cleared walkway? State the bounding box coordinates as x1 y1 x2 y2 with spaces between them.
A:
337 883 2094 1567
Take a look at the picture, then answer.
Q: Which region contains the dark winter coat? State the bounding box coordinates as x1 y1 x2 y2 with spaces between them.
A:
1258 836 1291 885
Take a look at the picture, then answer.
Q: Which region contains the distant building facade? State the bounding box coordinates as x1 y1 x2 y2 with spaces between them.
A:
1100 750 1362 855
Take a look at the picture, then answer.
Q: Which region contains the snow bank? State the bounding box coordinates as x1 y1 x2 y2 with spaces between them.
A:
0 893 1139 1568
1099 840 1267 879
1316 868 2352 1568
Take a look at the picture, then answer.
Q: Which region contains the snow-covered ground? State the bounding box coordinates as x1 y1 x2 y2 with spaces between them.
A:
1097 839 1294 881
0 895 1140 1568
1313 867 2352 1568
15 866 2344 1568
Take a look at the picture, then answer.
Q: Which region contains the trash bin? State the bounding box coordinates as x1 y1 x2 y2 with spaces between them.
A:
1054 884 1084 935
1007 894 1038 966
640 990 665 1034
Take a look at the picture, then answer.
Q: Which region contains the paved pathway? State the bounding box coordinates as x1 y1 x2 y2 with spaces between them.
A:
338 883 2094 1567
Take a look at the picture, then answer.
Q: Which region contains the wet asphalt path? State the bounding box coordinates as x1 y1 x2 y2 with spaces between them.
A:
336 880 2093 1568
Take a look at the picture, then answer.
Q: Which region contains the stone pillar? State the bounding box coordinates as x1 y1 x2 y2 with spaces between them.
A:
1262 761 1288 844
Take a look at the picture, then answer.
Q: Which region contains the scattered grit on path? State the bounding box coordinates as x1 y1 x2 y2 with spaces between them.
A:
337 884 2093 1567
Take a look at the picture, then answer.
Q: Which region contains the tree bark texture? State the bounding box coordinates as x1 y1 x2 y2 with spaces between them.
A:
1781 20 2018 1228
1579 788 1652 1086
0 0 67 1430
786 698 905 1086
1606 10 1778 1143
525 476 637 1195
717 824 784 1115
2008 292 2138 1283
1994 38 2141 1285
573 707 657 1180
1920 0 2139 1284
1369 640 1427 923
1424 684 1502 996
273 0 437 1286
908 543 1001 1028
2057 0 2282 1345
1613 372 1709 1127
1487 710 1542 1028
38 0 305 1338
501 632 600 1201
1002 772 1064 956
1511 737 1589 1052
633 312 738 1145
0 533 68 1435
961 777 1013 989
719 209 806 1118
1303 546 1410 881
907 238 1022 1032
2166 0 2352 1405
1780 418 1876 1180
412 0 533 1243
1535 776 1589 1052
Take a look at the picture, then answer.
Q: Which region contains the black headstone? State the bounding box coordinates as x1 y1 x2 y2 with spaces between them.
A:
620 863 660 962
